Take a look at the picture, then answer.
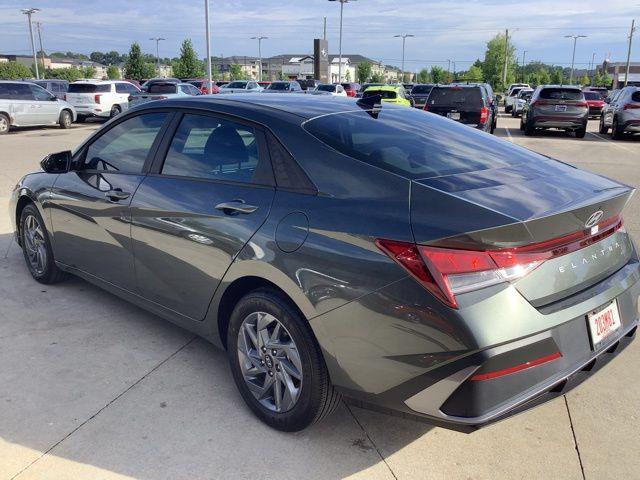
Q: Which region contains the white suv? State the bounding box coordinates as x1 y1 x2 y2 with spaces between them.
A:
66 80 140 122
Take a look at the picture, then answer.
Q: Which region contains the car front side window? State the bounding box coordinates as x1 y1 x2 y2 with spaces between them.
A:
161 113 271 185
81 113 167 173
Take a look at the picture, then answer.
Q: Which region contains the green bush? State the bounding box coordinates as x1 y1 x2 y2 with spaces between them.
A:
0 61 32 80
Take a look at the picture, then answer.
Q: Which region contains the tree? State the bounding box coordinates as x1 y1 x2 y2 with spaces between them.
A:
344 69 352 82
597 73 612 88
481 33 517 91
551 68 564 85
90 51 105 64
81 66 96 78
0 61 32 79
579 73 590 86
107 65 120 80
229 64 243 80
370 72 385 83
356 61 372 83
172 39 204 79
430 66 446 84
461 65 483 82
416 68 431 84
47 67 84 82
124 42 150 80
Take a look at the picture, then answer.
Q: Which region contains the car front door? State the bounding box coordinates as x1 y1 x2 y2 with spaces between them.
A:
29 83 59 124
49 111 170 290
130 112 275 320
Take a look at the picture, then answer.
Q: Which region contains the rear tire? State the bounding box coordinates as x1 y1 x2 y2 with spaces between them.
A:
76 115 86 123
110 105 121 118
19 204 68 284
505 105 512 113
611 117 623 140
0 113 9 135
524 118 535 136
575 126 586 139
599 116 609 134
59 110 72 129
227 288 341 432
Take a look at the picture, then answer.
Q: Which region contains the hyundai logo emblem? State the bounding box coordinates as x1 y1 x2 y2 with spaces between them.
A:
585 210 604 229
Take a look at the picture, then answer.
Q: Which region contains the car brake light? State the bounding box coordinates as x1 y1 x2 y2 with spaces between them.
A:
470 352 562 381
574 101 588 107
624 103 640 110
480 107 489 123
376 214 622 309
531 100 550 107
94 94 102 104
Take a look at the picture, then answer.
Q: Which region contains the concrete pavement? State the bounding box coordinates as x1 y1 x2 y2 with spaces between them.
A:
0 114 638 480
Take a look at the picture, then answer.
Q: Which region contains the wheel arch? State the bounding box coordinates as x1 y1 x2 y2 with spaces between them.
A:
15 194 36 243
215 275 311 350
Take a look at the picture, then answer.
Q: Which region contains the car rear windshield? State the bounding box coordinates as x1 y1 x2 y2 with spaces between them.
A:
227 82 247 88
583 91 602 100
316 85 336 92
303 108 546 180
148 84 178 94
539 88 584 100
412 85 433 94
632 91 640 102
510 88 522 96
427 87 483 108
68 83 111 93
267 82 290 90
363 90 397 100
188 81 204 88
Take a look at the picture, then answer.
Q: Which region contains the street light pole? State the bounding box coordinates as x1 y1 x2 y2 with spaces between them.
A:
564 35 587 84
204 0 213 89
21 8 40 79
251 36 268 81
149 37 165 75
521 50 527 83
329 0 356 83
624 19 636 87
590 51 596 85
393 34 414 83
35 21 45 74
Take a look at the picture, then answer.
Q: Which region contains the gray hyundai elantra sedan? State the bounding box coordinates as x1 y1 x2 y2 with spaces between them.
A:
10 94 639 432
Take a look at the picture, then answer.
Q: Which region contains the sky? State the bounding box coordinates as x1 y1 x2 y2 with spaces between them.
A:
0 0 637 71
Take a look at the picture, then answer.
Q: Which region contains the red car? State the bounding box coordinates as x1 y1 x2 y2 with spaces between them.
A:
584 91 605 118
340 82 361 98
258 81 271 89
185 79 219 95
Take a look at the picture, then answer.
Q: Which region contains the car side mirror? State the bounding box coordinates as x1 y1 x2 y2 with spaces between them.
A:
49 95 58 101
41 150 72 174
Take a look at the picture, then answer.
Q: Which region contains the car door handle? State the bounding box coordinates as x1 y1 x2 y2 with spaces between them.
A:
105 189 131 201
215 200 258 215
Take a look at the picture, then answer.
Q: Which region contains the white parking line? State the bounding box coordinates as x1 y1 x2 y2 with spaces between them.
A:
504 126 513 142
587 132 637 153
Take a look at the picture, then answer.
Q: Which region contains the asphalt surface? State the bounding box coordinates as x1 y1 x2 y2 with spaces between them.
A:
0 113 639 480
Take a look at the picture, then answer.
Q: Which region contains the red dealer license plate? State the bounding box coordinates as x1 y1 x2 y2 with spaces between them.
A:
587 300 622 350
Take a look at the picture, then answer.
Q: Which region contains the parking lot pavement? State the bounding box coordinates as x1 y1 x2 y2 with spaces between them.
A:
1 115 638 480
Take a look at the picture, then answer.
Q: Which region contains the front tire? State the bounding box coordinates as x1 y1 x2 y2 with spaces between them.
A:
59 110 72 129
19 204 68 284
227 289 341 432
611 117 623 140
599 116 609 134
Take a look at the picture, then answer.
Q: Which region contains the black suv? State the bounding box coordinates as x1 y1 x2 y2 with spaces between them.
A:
410 84 435 109
424 84 496 133
520 85 588 138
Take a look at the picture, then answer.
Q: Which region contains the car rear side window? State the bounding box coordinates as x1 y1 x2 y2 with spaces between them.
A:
412 85 433 94
632 91 640 102
149 84 178 94
68 83 111 93
304 108 549 180
427 87 483 108
364 90 397 100
0 83 33 100
161 114 272 185
539 88 584 100
81 113 167 173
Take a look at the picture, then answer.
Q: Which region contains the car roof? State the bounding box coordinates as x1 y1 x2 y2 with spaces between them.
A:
364 85 400 92
130 93 371 120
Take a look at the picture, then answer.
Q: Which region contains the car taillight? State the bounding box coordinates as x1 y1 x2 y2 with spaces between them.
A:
480 107 488 123
574 101 588 107
94 94 102 104
423 104 429 111
376 215 622 309
62 94 66 101
623 103 640 110
531 100 550 107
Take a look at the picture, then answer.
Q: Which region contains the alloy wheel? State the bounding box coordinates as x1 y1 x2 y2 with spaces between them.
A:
23 214 47 276
0 115 8 134
237 311 303 413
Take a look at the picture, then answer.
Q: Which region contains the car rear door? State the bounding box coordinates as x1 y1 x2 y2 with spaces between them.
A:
49 111 170 290
535 88 587 120
130 111 275 320
28 83 59 124
426 87 482 125
4 83 37 125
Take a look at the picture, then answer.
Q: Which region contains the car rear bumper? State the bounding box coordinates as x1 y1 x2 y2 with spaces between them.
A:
533 118 587 129
73 106 111 118
588 106 603 117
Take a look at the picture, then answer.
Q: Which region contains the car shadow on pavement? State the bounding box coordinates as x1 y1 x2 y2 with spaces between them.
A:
0 233 434 480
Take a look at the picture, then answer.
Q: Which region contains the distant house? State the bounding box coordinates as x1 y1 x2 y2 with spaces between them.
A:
48 58 107 79
603 61 640 88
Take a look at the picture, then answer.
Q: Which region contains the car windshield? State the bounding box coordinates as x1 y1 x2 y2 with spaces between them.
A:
427 87 483 107
68 83 111 93
226 82 248 88
316 85 336 92
148 84 178 94
539 88 584 100
518 91 533 99
363 90 397 100
412 85 433 94
267 82 290 90
303 108 549 180
583 91 601 100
